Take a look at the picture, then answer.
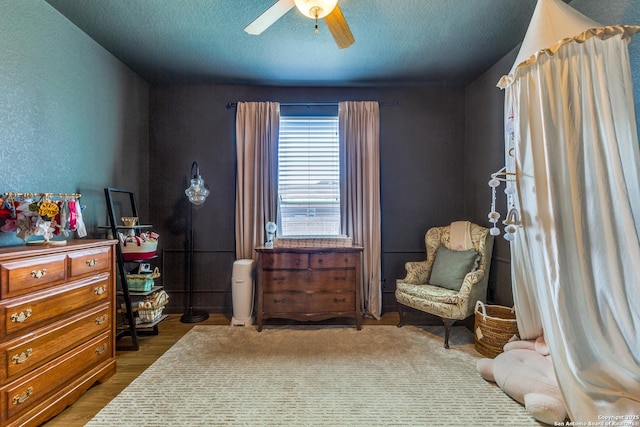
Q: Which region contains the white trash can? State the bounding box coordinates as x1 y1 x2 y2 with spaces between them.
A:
231 259 254 326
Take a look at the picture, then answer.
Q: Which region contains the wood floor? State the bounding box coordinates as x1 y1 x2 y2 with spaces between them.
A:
43 312 402 427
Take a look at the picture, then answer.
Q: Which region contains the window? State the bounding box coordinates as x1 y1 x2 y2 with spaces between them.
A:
278 115 340 236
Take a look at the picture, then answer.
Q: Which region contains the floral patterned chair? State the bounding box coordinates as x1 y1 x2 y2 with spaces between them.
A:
395 222 494 348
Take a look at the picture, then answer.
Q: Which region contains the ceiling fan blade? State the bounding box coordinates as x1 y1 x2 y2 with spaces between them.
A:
244 0 295 35
324 4 355 49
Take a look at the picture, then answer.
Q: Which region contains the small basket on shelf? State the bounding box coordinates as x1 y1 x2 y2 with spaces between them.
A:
119 231 159 261
126 267 160 292
137 290 169 323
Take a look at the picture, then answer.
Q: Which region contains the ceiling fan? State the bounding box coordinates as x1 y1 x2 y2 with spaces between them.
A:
244 0 355 49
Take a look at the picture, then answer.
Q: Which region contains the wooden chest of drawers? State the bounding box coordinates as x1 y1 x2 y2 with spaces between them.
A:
255 246 363 331
0 240 116 427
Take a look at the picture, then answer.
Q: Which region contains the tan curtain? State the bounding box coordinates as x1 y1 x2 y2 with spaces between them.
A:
235 102 280 260
339 101 382 319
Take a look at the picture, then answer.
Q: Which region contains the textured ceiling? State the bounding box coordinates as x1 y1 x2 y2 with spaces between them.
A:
44 0 552 87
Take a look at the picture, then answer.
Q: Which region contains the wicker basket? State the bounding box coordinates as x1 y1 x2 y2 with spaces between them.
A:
126 267 161 292
474 301 519 358
137 307 164 323
136 290 169 324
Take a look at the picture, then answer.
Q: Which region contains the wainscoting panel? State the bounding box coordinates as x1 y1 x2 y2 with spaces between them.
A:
161 249 236 313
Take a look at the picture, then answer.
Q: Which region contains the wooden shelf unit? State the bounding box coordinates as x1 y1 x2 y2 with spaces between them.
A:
103 188 165 351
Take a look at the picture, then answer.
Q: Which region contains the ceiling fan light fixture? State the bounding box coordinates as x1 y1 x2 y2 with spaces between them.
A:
294 0 338 19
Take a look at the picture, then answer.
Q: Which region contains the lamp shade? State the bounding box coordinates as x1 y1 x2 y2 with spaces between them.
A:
185 161 209 205
294 0 338 19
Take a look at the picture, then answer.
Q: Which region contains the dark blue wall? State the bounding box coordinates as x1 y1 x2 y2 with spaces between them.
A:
149 85 466 313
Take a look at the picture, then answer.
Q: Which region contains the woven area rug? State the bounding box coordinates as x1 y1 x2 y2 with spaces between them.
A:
87 325 542 427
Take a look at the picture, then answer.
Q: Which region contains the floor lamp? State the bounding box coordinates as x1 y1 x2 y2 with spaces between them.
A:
181 161 210 323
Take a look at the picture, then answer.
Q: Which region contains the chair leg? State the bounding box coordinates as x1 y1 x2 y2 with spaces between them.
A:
442 318 456 349
397 303 405 328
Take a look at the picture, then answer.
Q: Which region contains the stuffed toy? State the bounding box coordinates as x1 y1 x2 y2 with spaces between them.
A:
476 335 568 425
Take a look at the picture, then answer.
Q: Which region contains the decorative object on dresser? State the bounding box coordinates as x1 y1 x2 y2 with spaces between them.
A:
181 161 210 324
264 221 276 248
0 239 116 427
255 246 363 331
0 192 87 244
103 188 167 351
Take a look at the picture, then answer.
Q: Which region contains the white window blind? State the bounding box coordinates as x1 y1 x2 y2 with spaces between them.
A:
278 116 340 236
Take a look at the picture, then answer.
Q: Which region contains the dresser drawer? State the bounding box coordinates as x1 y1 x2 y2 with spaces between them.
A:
0 332 112 424
262 269 356 293
0 273 111 339
0 304 111 382
310 252 359 269
67 247 111 278
264 291 355 313
0 255 67 299
261 252 308 269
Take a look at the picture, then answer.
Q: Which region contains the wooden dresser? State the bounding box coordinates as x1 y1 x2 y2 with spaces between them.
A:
255 246 363 331
0 239 116 427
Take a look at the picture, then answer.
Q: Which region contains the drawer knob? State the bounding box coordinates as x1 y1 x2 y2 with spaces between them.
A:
333 297 347 303
273 298 287 304
30 269 47 279
10 309 32 323
11 348 33 365
95 343 108 355
295 259 301 265
333 276 347 281
94 285 107 295
272 276 286 282
12 387 33 405
86 258 98 267
95 314 108 325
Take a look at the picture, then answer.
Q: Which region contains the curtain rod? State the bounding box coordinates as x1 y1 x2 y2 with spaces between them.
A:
225 101 399 109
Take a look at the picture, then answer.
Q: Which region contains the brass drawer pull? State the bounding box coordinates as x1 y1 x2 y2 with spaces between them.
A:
12 387 33 405
86 258 98 267
30 269 47 279
95 343 108 355
94 285 107 295
12 348 33 364
95 314 108 325
11 309 33 323
273 298 287 304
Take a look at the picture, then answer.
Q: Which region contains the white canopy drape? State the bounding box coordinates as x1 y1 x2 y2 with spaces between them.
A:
499 0 640 420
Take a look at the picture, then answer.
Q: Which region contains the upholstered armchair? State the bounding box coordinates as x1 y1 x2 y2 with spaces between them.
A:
395 222 494 348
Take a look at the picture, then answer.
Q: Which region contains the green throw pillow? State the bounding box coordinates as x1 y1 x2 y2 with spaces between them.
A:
429 246 480 291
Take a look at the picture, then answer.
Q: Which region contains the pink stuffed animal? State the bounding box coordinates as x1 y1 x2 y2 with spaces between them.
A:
476 335 567 425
